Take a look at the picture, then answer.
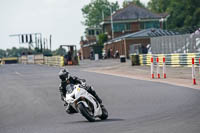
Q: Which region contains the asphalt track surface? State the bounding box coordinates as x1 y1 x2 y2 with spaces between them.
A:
0 64 200 133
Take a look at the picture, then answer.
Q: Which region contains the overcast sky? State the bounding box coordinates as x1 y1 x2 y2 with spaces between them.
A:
0 0 150 50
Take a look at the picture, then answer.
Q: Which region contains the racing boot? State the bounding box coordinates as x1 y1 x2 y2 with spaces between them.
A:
94 95 106 113
86 86 106 111
65 104 77 114
86 86 102 104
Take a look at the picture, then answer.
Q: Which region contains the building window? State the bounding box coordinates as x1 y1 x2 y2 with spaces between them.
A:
88 30 95 35
96 30 100 35
113 23 131 32
140 21 160 29
140 22 144 29
125 23 131 31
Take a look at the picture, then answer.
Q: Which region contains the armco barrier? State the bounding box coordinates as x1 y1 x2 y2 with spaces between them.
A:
130 53 200 67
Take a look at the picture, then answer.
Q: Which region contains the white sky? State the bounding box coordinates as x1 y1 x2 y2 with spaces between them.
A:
0 0 150 50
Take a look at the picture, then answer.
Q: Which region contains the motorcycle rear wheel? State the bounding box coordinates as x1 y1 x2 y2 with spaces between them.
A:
77 103 95 122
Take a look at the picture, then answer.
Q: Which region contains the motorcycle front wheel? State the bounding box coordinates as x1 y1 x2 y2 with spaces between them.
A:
99 107 108 120
77 103 95 122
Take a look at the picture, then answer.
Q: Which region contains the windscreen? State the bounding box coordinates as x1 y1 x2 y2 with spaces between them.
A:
66 84 75 94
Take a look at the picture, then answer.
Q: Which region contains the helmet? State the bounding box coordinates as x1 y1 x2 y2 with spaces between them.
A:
59 69 70 81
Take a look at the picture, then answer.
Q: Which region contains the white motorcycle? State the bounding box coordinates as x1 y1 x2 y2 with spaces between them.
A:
64 84 108 122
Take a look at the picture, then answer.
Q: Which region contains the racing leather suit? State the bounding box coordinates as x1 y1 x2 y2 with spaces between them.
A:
59 76 102 104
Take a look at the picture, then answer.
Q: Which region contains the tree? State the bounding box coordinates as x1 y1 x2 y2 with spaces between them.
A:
167 0 200 29
6 47 19 57
147 0 200 29
123 0 145 8
0 49 6 58
52 47 66 56
147 0 170 13
98 33 108 46
43 49 52 56
82 0 119 27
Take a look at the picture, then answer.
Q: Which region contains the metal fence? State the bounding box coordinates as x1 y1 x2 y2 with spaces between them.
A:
151 34 200 54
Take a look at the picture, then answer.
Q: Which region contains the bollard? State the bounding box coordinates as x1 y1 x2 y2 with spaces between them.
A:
163 56 166 78
192 58 196 85
151 57 154 79
157 57 160 78
199 57 200 73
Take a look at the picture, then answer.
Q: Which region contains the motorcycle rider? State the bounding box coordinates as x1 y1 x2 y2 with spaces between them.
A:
58 69 105 113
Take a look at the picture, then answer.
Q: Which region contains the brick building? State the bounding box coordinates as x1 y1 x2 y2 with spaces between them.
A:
80 27 101 59
80 4 169 59
102 4 168 58
102 4 168 39
104 28 170 58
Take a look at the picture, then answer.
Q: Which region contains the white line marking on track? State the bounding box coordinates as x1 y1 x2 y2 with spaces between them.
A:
15 72 22 76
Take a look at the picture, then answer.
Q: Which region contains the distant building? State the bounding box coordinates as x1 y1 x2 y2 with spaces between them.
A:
80 3 169 59
80 27 102 59
101 4 168 39
104 28 176 58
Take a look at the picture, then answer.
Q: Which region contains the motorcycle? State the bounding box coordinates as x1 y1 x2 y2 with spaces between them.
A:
64 83 108 122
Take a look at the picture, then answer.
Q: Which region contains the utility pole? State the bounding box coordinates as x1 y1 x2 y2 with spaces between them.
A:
110 7 114 39
43 38 46 50
49 35 52 51
102 10 104 21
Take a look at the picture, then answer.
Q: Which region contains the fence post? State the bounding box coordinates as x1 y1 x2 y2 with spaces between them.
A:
163 56 166 78
192 58 196 85
157 57 160 78
151 57 154 79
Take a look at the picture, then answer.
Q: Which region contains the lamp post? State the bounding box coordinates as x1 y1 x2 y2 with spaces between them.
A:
110 7 114 39
159 18 164 29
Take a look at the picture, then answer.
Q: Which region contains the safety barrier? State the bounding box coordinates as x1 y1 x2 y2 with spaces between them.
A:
19 55 64 67
34 54 44 64
44 56 64 67
130 53 200 67
0 57 18 64
130 53 200 85
20 56 28 64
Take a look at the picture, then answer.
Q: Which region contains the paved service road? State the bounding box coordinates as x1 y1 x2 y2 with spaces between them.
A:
0 64 200 133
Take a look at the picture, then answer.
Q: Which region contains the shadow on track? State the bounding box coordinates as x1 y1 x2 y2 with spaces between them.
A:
63 118 125 124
